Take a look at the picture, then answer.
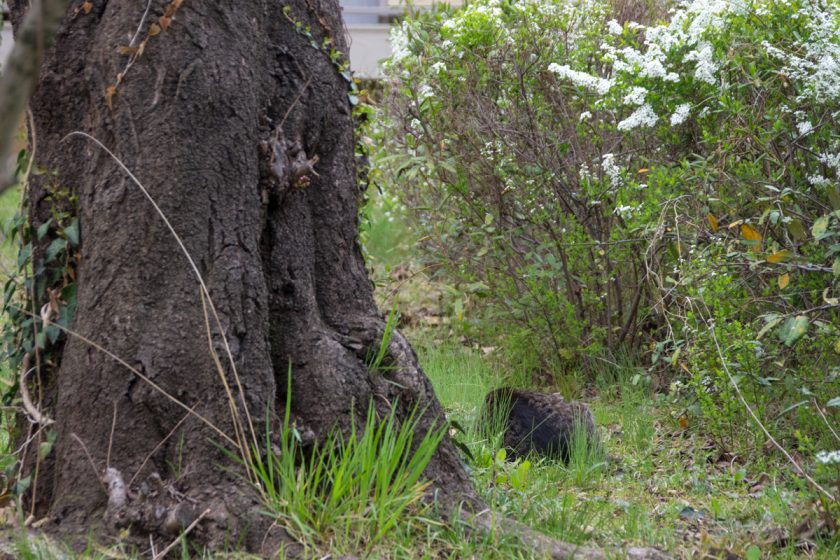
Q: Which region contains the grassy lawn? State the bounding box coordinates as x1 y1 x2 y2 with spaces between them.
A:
416 339 840 559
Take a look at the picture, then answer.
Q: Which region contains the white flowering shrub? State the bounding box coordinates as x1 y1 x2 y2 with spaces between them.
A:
379 0 840 416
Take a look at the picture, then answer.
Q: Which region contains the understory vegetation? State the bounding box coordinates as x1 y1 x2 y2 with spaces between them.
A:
363 0 840 556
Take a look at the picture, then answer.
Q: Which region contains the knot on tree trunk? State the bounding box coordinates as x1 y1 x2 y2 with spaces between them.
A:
103 469 198 538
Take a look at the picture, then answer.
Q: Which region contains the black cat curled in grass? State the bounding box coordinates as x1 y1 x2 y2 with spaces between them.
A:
479 388 599 462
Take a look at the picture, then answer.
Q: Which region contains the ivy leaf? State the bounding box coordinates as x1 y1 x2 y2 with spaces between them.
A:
37 219 53 240
63 219 80 247
778 315 809 346
45 238 67 263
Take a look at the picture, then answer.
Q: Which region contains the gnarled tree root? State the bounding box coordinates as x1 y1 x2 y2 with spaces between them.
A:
469 510 671 560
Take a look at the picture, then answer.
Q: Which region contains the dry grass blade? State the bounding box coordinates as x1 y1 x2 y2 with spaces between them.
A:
151 508 212 560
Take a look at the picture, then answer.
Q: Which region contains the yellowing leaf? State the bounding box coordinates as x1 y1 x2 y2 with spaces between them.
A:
778 273 790 289
105 84 117 111
767 249 790 263
159 15 172 30
741 224 762 251
679 416 688 429
823 288 839 306
638 168 649 174
707 213 719 232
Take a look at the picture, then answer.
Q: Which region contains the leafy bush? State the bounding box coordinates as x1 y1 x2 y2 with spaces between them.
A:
381 0 663 374
379 0 840 445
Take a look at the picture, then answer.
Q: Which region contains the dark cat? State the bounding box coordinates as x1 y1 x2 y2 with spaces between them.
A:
479 388 598 462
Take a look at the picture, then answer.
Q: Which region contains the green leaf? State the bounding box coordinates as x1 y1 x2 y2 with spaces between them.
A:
778 315 809 346
787 219 806 241
495 448 507 463
827 397 840 407
833 257 840 277
45 238 67 263
745 545 761 560
829 187 840 211
757 315 782 339
37 219 53 240
811 215 830 239
63 218 80 247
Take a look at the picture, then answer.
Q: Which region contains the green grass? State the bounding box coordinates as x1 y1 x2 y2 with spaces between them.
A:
0 186 21 275
413 342 840 559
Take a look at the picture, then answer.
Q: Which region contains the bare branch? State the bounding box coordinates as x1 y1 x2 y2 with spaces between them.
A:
0 0 70 191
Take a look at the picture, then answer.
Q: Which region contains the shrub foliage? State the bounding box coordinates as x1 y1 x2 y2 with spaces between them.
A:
379 0 840 443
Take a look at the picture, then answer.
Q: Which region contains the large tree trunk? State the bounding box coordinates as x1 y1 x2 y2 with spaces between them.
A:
9 0 477 552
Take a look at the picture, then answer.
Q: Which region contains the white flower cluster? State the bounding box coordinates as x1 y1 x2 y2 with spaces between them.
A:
618 104 658 131
683 43 719 85
763 5 840 103
623 86 648 106
548 63 614 95
601 153 623 188
614 203 642 219
388 23 411 66
670 104 691 126
816 450 840 465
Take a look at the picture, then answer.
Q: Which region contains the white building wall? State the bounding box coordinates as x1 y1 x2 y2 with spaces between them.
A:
0 27 11 72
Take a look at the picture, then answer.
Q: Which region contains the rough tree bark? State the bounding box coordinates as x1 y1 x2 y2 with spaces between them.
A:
9 0 477 552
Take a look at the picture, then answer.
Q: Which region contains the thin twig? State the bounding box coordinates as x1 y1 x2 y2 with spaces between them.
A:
278 76 313 130
70 433 108 493
152 508 212 560
812 398 840 445
19 354 54 426
129 401 202 487
107 401 118 468
129 0 155 47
